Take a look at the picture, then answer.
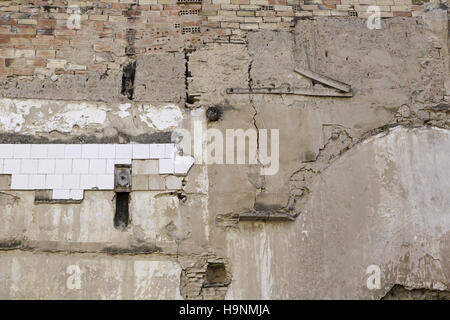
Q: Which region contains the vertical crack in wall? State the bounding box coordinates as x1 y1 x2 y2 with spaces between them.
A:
184 48 198 107
247 52 266 204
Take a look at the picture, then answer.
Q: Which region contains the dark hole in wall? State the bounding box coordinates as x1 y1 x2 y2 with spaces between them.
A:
114 192 130 230
206 106 223 122
186 95 200 104
121 62 136 100
205 263 227 285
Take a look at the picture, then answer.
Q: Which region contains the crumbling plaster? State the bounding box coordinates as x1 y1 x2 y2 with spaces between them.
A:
0 3 449 299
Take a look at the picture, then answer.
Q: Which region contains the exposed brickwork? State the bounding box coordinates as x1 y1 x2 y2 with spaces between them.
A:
0 0 425 77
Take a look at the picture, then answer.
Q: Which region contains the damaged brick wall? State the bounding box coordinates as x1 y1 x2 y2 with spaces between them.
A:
0 0 426 78
0 0 449 300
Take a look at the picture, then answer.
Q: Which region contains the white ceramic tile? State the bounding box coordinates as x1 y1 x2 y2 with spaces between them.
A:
46 174 63 189
159 158 174 174
48 144 65 158
13 144 31 158
80 175 97 189
97 174 114 189
38 159 55 174
55 159 73 174
65 145 82 159
82 144 99 159
52 189 70 199
4 159 21 173
150 144 165 159
29 175 46 189
63 174 80 189
115 144 132 159
164 144 175 159
106 160 115 173
0 159 4 174
0 144 14 158
174 155 195 175
20 159 38 174
114 158 132 165
89 159 106 174
70 189 84 200
30 144 48 158
72 159 89 174
132 144 150 159
11 174 29 190
99 145 115 159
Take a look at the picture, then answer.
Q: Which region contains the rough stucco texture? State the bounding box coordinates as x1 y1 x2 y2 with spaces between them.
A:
0 2 449 299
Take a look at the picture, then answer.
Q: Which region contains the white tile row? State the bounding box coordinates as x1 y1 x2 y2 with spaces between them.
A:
0 144 175 160
11 174 114 190
0 158 132 175
1 143 195 200
0 155 195 176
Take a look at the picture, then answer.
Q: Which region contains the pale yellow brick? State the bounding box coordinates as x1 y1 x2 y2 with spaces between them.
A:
259 22 278 29
66 63 87 71
36 49 56 59
108 16 128 23
250 0 269 5
221 4 240 10
15 49 35 58
139 0 158 4
244 16 262 23
273 5 292 11
18 19 37 25
221 22 240 28
47 59 67 69
239 4 260 10
313 10 331 16
236 10 255 16
240 23 259 30
218 10 237 16
89 15 108 21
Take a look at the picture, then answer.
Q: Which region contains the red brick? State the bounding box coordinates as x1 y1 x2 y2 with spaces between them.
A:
37 19 57 29
26 58 46 67
394 11 412 17
0 19 17 25
0 26 14 35
16 26 36 35
269 0 287 4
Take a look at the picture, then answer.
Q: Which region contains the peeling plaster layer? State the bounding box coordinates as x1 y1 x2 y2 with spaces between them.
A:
225 126 450 299
0 98 184 135
139 104 184 131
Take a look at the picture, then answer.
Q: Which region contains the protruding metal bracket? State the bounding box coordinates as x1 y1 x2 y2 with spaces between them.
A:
227 67 353 97
294 67 351 93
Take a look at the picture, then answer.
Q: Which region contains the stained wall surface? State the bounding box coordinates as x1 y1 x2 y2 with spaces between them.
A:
0 0 449 299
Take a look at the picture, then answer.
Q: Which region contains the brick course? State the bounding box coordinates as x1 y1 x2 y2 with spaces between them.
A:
0 0 425 77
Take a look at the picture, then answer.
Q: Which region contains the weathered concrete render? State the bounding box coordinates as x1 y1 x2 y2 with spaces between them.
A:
0 2 449 299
